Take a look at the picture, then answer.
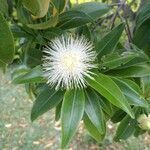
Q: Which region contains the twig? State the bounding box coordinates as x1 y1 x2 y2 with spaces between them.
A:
122 2 132 43
110 0 126 30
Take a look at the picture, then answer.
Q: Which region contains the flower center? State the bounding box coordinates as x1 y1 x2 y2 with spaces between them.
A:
61 51 80 73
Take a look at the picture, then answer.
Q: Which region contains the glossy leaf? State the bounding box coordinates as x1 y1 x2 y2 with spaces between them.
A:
0 12 14 67
84 113 106 142
96 23 125 59
86 73 134 118
111 77 148 107
61 89 85 148
31 85 64 121
85 89 105 134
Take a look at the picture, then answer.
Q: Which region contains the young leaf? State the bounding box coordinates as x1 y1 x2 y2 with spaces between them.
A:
96 23 125 59
0 12 14 67
86 73 134 118
85 89 105 134
83 113 106 142
31 85 64 121
61 89 85 148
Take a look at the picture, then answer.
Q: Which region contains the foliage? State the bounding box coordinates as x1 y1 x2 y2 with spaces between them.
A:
0 0 150 148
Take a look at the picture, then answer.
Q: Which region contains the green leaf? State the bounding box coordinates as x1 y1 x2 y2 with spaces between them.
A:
12 66 45 84
16 1 31 24
85 89 105 134
83 113 106 142
71 2 109 19
58 2 109 29
114 45 149 70
77 25 92 40
133 3 150 53
114 107 142 141
141 75 150 98
27 15 58 30
61 89 85 148
133 20 150 53
135 3 150 30
111 109 126 123
111 77 148 107
51 0 67 13
114 114 137 141
86 73 134 118
22 0 50 18
31 85 64 121
55 101 62 121
107 64 150 77
96 23 125 59
0 0 8 16
24 48 42 68
98 94 115 117
11 66 30 81
11 25 31 38
58 11 91 29
0 12 14 67
100 52 137 70
42 27 64 40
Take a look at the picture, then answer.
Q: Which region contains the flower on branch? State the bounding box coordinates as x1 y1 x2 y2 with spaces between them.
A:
43 35 96 90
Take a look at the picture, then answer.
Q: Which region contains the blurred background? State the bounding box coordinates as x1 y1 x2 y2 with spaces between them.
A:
0 0 150 150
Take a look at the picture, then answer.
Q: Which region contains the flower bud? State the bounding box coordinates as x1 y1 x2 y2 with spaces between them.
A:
137 114 150 130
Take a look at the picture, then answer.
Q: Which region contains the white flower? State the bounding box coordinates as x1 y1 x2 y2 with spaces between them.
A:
43 34 96 90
